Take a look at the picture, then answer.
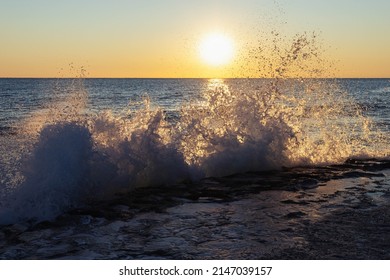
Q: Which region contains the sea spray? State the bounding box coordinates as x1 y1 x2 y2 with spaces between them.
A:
175 78 293 176
0 123 92 224
0 33 388 225
88 101 193 190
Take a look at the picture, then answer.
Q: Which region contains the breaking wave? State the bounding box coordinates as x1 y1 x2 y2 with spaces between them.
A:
0 33 388 225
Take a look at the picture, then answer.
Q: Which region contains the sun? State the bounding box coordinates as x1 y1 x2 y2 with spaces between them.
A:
199 33 235 66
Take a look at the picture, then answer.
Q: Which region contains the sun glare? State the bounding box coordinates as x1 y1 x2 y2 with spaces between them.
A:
199 33 234 66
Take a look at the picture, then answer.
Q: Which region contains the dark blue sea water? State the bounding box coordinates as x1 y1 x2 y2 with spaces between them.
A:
0 78 390 259
1 78 389 129
0 78 206 130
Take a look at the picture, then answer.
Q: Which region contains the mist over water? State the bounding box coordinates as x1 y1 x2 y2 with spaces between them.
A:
0 33 389 225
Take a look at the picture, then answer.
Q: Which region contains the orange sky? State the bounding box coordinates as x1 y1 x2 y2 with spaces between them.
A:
1 0 389 78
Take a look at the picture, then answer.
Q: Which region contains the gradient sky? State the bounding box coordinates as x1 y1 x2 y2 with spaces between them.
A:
1 0 389 78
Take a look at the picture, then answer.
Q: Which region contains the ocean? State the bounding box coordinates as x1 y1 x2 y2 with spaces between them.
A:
0 77 390 259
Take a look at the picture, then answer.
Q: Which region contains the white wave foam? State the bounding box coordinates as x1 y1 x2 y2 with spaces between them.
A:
0 33 388 225
0 123 92 223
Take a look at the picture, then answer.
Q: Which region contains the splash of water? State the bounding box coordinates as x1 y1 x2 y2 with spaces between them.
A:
0 32 388 224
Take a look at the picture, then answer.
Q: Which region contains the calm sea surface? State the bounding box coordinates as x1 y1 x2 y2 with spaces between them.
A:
1 78 389 131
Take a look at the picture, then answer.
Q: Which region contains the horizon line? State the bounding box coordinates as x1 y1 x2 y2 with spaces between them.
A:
1 77 390 79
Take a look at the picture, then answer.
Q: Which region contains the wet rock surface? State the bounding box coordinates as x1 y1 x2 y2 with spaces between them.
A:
1 159 390 259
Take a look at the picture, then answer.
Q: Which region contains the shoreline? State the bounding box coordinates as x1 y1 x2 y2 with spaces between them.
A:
1 160 389 259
